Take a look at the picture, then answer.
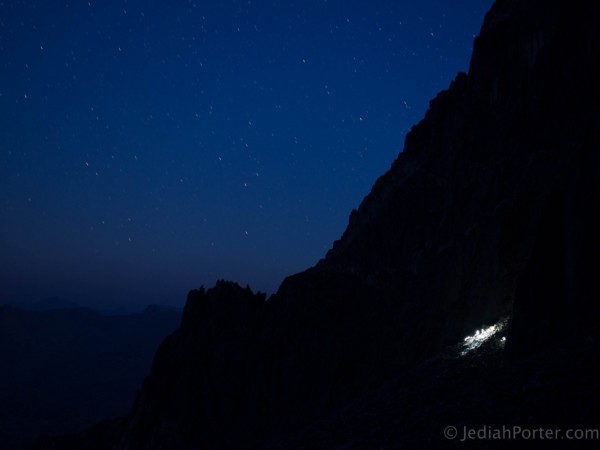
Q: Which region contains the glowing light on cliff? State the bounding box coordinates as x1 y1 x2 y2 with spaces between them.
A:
460 318 507 356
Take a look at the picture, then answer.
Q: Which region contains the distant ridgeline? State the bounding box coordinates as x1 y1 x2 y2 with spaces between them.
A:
0 304 180 450
30 0 600 448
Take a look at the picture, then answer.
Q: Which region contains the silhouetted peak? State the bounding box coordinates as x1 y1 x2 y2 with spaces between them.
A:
181 280 266 330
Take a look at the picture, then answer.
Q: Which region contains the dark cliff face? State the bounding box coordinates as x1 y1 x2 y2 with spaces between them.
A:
320 0 600 351
41 1 600 448
120 282 266 450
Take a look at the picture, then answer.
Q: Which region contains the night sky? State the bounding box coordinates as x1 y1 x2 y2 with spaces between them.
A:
1 0 493 310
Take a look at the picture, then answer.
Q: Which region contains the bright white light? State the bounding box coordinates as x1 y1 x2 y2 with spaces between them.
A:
460 318 507 356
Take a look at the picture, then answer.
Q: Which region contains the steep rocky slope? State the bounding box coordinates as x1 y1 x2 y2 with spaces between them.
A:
320 0 600 354
31 0 600 448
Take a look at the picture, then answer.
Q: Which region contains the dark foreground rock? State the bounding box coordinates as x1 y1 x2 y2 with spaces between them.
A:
30 0 600 448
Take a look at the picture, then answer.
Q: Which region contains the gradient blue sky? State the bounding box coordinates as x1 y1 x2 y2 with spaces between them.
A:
1 0 494 310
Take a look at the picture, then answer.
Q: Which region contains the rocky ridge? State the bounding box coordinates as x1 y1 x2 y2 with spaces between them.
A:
30 0 600 448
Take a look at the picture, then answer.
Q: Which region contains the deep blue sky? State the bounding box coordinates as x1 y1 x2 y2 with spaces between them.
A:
1 0 493 310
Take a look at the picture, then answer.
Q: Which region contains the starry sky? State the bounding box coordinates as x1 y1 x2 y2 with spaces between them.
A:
1 0 493 310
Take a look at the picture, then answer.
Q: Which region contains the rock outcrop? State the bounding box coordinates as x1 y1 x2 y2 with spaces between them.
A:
31 0 600 448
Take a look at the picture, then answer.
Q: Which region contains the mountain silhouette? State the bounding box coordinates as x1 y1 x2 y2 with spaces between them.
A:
22 297 81 312
28 0 600 448
0 305 180 450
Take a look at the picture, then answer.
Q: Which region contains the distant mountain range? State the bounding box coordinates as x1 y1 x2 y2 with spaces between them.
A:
8 296 178 316
26 0 600 448
22 296 82 312
0 304 181 450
